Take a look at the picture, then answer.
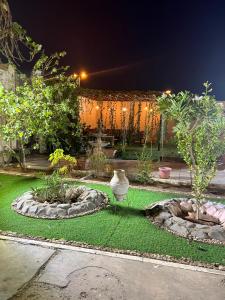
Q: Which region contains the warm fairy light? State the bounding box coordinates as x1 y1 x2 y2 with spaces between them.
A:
80 71 88 80
145 107 153 112
122 107 127 112
73 73 78 79
96 105 100 110
165 90 171 95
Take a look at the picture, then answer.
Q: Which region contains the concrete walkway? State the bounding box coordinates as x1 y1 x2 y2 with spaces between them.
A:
0 237 224 300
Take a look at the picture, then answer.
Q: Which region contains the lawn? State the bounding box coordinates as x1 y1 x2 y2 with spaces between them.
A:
0 174 224 266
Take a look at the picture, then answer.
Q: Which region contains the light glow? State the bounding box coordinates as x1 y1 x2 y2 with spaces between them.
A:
80 71 88 80
165 90 171 95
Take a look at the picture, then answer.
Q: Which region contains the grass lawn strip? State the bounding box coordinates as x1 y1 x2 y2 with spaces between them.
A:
0 174 224 266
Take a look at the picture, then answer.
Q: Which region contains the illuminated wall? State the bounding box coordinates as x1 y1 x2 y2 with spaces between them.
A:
79 97 161 141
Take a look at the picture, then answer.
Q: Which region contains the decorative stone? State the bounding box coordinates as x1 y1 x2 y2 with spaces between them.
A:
206 206 217 216
164 218 173 227
11 185 108 219
219 210 225 223
68 207 78 216
56 208 67 217
46 208 57 218
146 198 225 243
16 200 25 210
170 223 189 236
57 204 71 209
167 203 183 217
154 211 171 225
208 225 225 241
21 205 29 214
191 230 208 240
29 205 38 215
37 207 47 217
180 201 193 213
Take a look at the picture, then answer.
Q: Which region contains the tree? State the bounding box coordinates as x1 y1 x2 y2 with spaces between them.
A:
0 53 80 169
157 82 225 215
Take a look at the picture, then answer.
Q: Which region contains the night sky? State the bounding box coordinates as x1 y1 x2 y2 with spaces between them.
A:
8 0 225 99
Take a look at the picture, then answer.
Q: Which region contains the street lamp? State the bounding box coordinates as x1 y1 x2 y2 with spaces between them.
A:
165 90 171 95
72 71 88 86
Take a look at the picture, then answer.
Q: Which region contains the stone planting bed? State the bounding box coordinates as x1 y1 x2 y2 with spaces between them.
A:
146 198 225 243
12 185 109 219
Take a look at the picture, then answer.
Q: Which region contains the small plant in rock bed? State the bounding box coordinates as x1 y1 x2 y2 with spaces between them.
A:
32 171 68 203
32 149 77 203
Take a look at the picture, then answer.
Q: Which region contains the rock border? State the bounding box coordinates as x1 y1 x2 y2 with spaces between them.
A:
146 198 225 244
11 185 109 219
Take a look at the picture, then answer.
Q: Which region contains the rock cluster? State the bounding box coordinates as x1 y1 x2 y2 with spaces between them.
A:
146 198 225 242
12 186 108 219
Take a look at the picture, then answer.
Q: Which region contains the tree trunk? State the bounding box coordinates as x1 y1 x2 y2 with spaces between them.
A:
19 140 27 170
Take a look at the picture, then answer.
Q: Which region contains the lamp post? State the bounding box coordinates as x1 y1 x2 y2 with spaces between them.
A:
72 71 88 86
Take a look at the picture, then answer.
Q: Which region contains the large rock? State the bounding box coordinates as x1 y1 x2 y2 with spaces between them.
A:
146 198 225 243
191 230 208 240
208 225 225 241
169 223 189 237
154 211 171 225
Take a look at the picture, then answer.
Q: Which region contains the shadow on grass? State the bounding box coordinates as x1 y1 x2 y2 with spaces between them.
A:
107 204 145 218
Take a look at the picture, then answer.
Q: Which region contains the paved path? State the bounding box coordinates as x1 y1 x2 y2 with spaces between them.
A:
0 238 225 300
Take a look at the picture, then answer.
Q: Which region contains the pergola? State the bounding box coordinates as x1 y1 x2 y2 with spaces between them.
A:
77 88 167 144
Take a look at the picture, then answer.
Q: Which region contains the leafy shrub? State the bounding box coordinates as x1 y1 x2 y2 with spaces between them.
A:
88 150 107 177
49 149 77 175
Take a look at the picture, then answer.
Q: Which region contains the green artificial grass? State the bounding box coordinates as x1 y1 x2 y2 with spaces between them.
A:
0 174 224 266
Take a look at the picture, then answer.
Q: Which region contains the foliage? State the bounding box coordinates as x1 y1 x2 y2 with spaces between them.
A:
32 171 68 203
32 149 77 203
157 82 225 204
49 149 77 175
0 53 80 169
0 0 41 63
136 146 153 184
88 148 107 177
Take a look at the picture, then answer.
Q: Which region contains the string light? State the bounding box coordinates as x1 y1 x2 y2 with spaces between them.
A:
96 105 100 110
122 107 127 112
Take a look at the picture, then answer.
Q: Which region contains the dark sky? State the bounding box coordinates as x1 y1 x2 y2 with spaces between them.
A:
8 0 225 99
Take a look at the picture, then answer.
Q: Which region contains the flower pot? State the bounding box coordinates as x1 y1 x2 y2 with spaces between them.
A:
159 167 172 179
110 169 129 201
